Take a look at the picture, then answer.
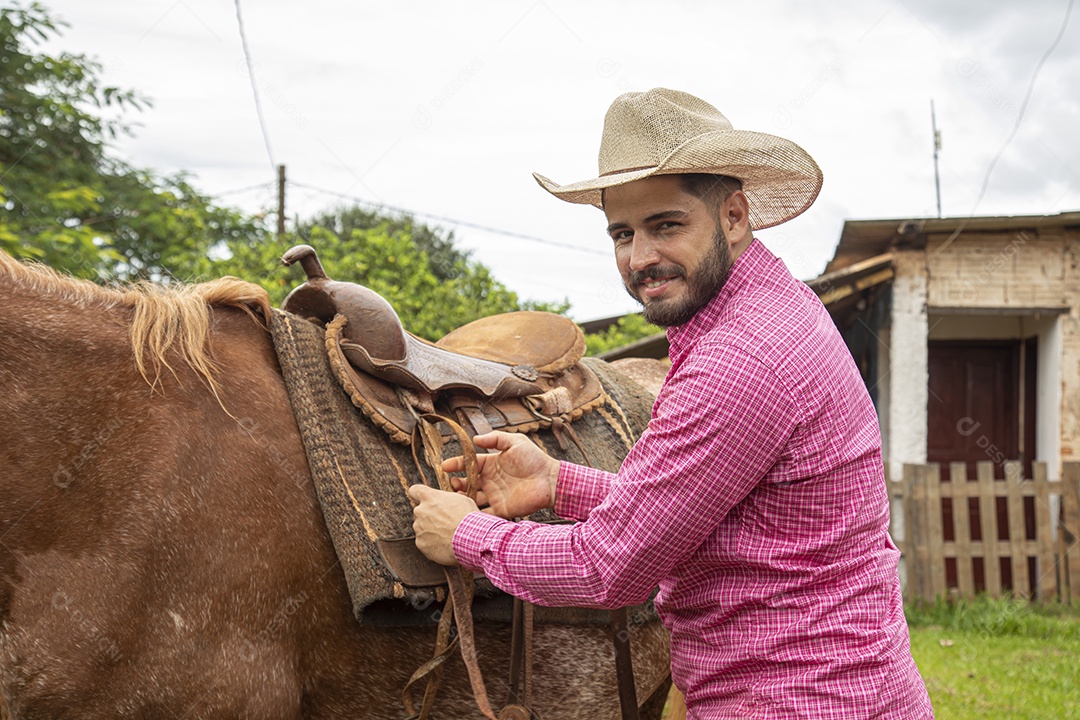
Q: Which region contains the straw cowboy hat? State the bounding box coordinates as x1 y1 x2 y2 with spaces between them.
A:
533 88 823 229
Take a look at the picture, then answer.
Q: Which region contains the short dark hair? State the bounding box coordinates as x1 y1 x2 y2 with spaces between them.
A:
677 174 743 205
599 173 744 214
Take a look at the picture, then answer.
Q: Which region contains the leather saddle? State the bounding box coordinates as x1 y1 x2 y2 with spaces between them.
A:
280 244 604 446
278 245 643 720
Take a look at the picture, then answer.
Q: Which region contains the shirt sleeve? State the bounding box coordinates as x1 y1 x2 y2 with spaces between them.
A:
452 341 802 609
552 461 614 522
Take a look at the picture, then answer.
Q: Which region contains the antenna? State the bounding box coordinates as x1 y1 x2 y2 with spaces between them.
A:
931 99 942 218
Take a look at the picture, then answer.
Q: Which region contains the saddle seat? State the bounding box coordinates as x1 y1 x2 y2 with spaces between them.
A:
280 244 604 445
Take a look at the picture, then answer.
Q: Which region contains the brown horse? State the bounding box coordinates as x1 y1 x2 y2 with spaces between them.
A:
0 252 671 719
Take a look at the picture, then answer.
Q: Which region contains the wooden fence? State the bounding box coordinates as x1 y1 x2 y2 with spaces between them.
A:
890 461 1080 603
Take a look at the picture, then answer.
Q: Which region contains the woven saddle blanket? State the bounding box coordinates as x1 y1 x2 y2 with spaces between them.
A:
268 309 656 619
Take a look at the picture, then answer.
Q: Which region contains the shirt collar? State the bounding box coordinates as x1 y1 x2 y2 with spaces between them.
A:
666 237 768 361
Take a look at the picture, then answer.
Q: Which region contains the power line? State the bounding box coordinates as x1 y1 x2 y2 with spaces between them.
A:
970 0 1074 213
233 0 276 172
935 0 1074 255
290 180 609 257
211 181 275 198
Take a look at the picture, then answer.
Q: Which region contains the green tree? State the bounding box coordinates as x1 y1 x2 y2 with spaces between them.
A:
201 221 569 342
0 2 259 280
0 1 652 351
583 313 664 356
300 205 469 282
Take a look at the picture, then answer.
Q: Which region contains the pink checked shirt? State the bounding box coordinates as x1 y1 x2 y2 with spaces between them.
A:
454 239 933 719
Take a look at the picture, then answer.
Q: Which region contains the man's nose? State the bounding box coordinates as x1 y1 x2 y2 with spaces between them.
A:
628 237 660 272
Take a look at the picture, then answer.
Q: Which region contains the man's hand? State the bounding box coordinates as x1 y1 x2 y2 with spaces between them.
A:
441 431 560 520
408 484 479 566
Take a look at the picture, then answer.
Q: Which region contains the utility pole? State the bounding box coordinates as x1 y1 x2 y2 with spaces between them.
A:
931 100 942 218
280 165 289 240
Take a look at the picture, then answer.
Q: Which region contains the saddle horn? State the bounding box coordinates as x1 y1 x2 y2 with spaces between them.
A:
280 244 408 361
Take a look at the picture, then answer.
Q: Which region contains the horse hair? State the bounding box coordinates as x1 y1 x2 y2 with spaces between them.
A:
0 250 271 396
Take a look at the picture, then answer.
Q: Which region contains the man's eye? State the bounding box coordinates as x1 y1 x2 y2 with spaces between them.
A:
612 230 633 243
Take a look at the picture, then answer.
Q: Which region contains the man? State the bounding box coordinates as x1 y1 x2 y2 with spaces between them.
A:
408 88 933 719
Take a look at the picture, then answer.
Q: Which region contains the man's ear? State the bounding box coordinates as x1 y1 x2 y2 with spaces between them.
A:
722 190 752 245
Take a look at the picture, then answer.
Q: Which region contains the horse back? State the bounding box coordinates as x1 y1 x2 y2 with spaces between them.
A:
0 299 375 717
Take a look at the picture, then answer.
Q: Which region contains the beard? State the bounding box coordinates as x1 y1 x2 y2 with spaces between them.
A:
624 225 734 328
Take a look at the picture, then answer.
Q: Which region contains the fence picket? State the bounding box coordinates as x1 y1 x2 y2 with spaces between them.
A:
1033 464 1057 601
950 462 975 597
1004 461 1029 597
903 464 927 601
1064 464 1080 603
976 462 1002 597
925 464 947 599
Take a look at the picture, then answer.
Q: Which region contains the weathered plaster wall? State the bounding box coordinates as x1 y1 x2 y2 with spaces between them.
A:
926 230 1068 308
1037 318 1063 480
887 252 929 480
877 326 891 466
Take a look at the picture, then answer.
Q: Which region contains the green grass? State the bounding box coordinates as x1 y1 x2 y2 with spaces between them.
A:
906 597 1080 719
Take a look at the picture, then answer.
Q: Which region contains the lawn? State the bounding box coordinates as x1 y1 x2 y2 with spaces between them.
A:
906 597 1080 719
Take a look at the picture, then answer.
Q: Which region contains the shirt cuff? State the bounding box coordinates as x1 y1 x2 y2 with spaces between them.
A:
452 511 512 573
553 461 614 522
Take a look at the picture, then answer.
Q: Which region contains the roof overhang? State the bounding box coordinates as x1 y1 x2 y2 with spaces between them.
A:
806 252 894 307
827 211 1080 272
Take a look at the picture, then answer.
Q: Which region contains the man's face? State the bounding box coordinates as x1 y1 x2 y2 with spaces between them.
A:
604 175 733 328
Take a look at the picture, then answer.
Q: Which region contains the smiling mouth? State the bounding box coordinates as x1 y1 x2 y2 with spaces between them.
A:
636 275 680 300
628 265 685 302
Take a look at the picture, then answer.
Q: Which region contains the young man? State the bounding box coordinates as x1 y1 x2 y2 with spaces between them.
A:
409 88 933 719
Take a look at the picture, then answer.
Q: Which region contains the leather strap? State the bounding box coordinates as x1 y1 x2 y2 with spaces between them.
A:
611 607 639 720
446 566 498 720
401 594 458 718
506 597 526 707
407 412 500 720
523 601 535 705
504 597 535 712
406 410 642 720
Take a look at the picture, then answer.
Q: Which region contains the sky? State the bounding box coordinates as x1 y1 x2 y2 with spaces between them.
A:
40 0 1080 321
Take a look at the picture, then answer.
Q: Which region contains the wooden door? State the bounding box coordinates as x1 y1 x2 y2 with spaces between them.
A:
927 339 1037 593
927 341 1020 479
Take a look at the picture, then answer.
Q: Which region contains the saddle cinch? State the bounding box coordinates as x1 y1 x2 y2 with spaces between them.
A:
280 245 641 720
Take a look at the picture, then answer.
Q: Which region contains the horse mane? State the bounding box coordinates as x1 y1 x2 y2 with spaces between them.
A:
0 252 273 397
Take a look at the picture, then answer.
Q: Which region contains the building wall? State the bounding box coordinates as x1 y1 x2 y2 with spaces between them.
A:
886 227 1080 478
925 229 1070 309
1037 318 1063 480
886 251 929 479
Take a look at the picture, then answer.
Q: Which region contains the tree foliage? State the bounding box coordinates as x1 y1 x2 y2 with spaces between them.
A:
0 2 657 354
199 223 568 342
583 313 663 357
0 2 258 280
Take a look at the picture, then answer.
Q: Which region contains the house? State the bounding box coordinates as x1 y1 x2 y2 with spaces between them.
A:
814 211 1080 485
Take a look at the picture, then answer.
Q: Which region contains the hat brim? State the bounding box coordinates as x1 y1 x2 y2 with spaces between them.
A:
533 129 823 230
